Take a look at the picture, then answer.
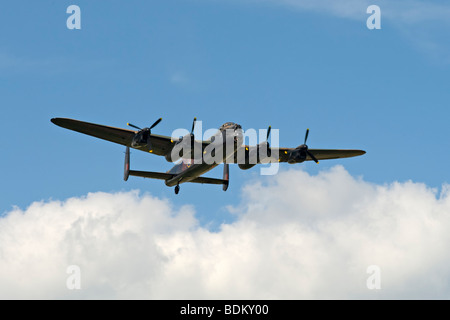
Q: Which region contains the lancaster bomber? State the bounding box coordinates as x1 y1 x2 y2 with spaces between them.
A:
51 117 365 194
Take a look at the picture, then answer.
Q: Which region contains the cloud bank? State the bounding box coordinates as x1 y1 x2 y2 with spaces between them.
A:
1 166 450 299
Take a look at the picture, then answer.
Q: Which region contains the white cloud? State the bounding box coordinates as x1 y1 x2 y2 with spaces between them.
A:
228 0 450 62
259 0 372 20
1 166 450 299
243 0 450 23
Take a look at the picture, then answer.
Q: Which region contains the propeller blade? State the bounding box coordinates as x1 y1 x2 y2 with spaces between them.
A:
149 118 162 130
260 125 272 158
191 117 197 134
147 139 153 151
266 126 271 141
307 150 319 164
304 128 310 145
127 123 142 130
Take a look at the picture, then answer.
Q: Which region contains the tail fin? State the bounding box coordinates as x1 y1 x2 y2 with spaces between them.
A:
223 163 229 191
124 147 130 181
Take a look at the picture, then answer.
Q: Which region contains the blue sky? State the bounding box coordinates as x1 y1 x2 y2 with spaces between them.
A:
1 0 450 300
1 0 449 223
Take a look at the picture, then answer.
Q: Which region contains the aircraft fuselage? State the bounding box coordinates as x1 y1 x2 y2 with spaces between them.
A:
165 122 243 187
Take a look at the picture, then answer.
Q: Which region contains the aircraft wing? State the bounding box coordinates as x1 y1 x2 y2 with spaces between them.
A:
128 170 227 185
51 118 202 157
275 148 366 162
128 170 173 180
51 117 136 145
189 176 228 185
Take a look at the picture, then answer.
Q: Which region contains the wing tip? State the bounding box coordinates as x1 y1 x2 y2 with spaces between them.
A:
51 117 76 129
50 117 69 126
51 117 62 126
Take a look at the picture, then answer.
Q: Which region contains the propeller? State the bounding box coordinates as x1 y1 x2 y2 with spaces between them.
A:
127 118 162 150
176 117 197 146
126 123 142 130
300 128 319 164
181 117 197 160
127 118 162 131
257 125 272 158
191 117 197 136
150 118 162 130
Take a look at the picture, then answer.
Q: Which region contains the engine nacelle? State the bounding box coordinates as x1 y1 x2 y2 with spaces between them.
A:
131 129 150 148
238 163 257 170
236 143 271 170
165 150 181 163
165 134 199 163
256 142 271 163
287 148 307 164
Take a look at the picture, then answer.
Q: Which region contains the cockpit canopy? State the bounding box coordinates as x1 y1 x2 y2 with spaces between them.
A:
219 122 242 131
